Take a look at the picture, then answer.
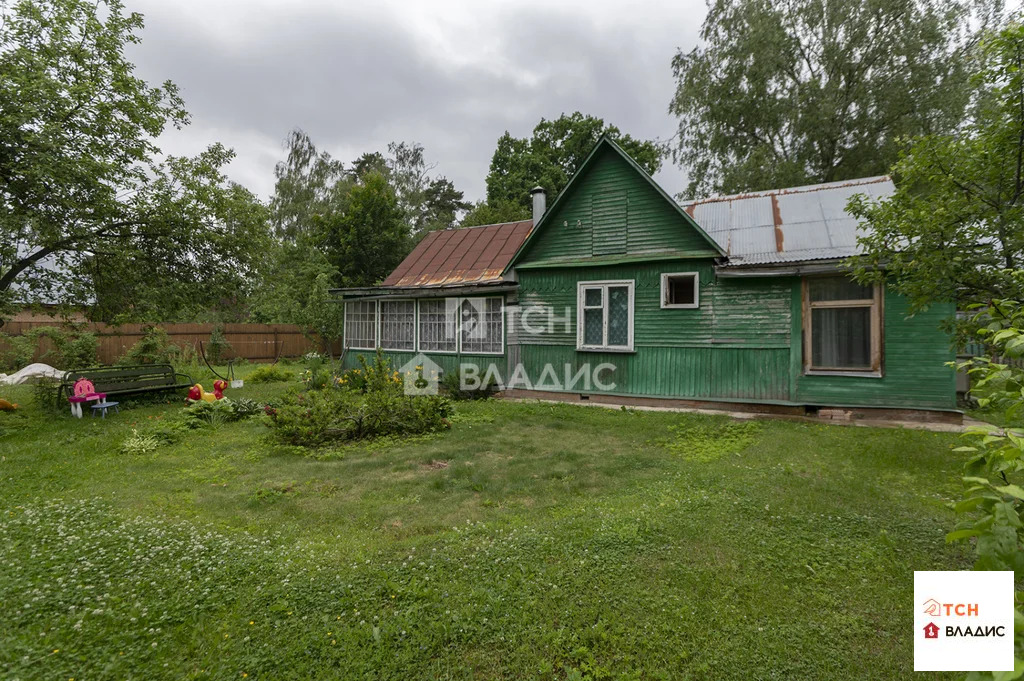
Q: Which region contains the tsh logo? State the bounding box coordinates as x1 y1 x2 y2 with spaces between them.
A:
922 598 979 617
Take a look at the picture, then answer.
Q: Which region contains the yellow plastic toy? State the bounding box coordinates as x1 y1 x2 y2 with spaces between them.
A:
187 384 217 403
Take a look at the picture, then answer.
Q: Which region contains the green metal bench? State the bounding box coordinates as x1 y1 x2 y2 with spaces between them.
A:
58 364 193 406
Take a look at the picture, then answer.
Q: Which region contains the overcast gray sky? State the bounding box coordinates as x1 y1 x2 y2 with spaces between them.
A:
126 0 706 204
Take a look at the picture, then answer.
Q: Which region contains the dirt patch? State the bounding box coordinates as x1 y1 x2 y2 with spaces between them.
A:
422 459 450 471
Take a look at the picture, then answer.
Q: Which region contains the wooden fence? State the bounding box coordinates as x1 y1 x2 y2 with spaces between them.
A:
1 322 340 366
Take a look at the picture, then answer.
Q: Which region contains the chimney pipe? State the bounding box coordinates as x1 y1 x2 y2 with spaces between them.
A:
530 186 546 224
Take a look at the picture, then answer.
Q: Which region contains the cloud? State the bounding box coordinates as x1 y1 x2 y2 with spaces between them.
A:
126 0 705 201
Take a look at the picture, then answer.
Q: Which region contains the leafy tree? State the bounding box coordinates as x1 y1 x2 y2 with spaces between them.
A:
481 112 664 217
849 23 1024 316
270 129 348 241
949 300 1024 679
460 199 530 227
319 172 407 288
249 235 336 324
670 0 998 198
0 0 271 326
353 142 469 236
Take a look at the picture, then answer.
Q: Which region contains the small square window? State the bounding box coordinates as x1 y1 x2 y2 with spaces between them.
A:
660 273 699 309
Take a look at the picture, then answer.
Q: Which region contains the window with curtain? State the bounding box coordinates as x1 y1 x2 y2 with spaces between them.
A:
344 300 377 349
804 276 881 372
577 281 634 351
418 299 457 352
380 300 415 350
460 297 503 354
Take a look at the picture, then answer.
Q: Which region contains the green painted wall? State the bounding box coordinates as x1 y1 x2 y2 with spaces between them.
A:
519 146 718 263
793 286 956 409
511 265 956 410
340 349 505 380
513 262 793 402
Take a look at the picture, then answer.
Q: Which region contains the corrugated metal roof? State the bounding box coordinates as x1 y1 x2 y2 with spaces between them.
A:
381 220 532 287
682 176 893 266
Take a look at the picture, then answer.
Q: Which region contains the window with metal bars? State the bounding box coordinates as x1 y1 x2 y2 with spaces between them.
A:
380 300 415 351
344 300 377 350
417 299 458 353
460 297 503 354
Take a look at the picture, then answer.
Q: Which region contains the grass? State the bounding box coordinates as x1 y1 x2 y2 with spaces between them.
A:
0 362 971 679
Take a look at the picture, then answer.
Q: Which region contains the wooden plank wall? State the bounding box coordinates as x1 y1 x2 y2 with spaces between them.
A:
1 322 340 364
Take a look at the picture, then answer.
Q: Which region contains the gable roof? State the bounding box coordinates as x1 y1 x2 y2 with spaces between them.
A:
682 176 894 267
380 220 532 287
505 136 725 270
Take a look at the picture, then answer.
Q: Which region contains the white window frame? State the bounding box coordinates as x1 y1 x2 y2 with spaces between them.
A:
343 300 378 350
576 280 635 352
379 299 416 351
458 296 505 356
415 296 505 355
660 272 700 309
417 298 459 354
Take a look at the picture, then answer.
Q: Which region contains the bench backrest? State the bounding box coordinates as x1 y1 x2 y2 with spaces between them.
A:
62 365 182 394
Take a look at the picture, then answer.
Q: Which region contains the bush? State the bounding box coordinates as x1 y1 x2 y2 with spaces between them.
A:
118 327 178 365
207 325 233 364
180 397 259 429
299 355 334 391
266 387 452 446
440 368 498 401
0 326 98 371
31 376 63 412
247 364 294 383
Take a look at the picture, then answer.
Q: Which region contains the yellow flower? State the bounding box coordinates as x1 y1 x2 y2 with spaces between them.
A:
249 621 254 625
52 649 59 654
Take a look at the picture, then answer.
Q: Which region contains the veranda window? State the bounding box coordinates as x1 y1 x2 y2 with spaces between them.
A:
460 297 503 354
803 276 882 373
418 299 458 353
577 281 634 352
344 300 377 350
380 300 415 351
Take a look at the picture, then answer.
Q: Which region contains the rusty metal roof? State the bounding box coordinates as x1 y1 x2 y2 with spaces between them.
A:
380 220 533 287
682 176 894 267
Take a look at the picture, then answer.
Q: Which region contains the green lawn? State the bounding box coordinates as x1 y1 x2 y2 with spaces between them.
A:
0 363 970 679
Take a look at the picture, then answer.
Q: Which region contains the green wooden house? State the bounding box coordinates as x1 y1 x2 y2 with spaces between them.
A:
336 137 957 421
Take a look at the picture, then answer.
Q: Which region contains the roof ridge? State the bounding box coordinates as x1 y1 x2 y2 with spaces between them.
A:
447 219 531 231
684 175 892 207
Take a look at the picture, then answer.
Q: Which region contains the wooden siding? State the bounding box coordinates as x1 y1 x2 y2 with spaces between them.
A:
340 350 505 379
793 287 957 409
520 146 716 262
514 262 792 349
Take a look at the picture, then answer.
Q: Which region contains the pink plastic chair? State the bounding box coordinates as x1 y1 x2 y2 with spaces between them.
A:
67 378 105 419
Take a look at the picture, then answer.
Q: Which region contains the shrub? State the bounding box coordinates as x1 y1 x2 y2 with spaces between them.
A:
180 397 261 429
231 397 263 418
299 355 334 391
357 350 403 394
207 325 233 364
31 376 63 413
247 364 294 383
0 326 98 371
440 368 498 401
118 327 178 365
266 388 452 446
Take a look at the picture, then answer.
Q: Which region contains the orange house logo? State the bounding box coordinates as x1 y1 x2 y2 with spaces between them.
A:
923 598 979 617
